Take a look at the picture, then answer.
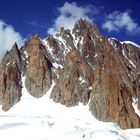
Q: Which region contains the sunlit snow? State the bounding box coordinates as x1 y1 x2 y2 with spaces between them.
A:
122 49 136 68
132 98 140 117
121 41 140 48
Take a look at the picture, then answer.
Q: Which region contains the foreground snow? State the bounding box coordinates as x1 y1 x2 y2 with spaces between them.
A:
0 78 140 140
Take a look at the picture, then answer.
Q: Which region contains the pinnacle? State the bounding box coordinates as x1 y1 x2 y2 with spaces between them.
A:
11 42 18 52
31 34 41 40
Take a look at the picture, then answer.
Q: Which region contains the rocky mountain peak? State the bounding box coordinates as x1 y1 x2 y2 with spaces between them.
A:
24 34 52 98
1 42 21 67
0 43 22 111
0 19 140 129
72 18 100 39
11 42 18 51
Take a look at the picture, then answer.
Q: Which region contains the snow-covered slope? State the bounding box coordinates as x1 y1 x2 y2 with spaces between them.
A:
0 77 140 140
121 41 140 48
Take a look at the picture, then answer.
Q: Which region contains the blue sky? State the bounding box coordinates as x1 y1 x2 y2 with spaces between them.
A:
0 0 140 54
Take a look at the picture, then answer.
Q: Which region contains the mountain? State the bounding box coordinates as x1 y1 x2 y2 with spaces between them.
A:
0 19 140 130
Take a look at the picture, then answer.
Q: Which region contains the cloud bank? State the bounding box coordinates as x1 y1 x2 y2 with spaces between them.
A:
102 11 140 35
0 20 24 60
47 2 98 35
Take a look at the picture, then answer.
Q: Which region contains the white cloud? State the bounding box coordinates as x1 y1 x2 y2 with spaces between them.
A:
0 20 24 60
26 20 47 29
47 2 98 35
102 11 140 34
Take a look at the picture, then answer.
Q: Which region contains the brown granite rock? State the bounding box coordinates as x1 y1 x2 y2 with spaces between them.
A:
0 43 22 111
25 35 52 98
50 50 94 106
89 68 140 129
25 34 52 97
88 35 140 129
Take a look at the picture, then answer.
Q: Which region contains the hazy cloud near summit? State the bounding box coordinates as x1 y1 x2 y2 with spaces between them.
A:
0 20 24 60
47 2 99 35
102 11 140 35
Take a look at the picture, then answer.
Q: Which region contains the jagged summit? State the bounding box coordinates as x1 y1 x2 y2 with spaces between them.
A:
0 19 140 129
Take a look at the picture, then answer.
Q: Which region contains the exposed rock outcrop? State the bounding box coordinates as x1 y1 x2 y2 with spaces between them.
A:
50 50 94 106
0 43 22 111
90 68 140 129
25 34 52 97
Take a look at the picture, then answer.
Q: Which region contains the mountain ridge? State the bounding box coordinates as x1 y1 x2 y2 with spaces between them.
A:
0 19 140 129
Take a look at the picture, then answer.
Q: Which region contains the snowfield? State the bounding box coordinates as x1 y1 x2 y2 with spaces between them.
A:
0 78 140 140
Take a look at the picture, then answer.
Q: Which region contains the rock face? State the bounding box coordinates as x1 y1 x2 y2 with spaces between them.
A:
0 19 140 129
50 50 94 106
0 43 22 111
24 35 52 97
90 69 140 129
